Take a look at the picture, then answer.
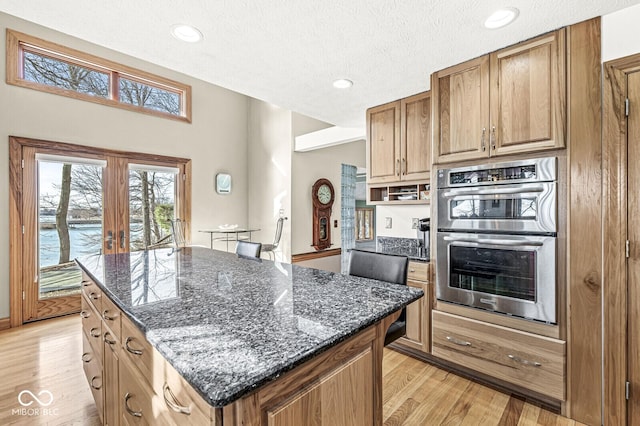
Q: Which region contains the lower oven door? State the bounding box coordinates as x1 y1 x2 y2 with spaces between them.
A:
436 231 556 323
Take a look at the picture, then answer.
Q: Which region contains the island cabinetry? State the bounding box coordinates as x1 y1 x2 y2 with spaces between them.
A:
432 28 566 164
81 279 104 423
366 91 431 185
396 261 431 352
119 314 212 426
431 311 566 400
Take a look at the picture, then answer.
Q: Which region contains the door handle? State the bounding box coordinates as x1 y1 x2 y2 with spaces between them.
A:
105 231 113 250
119 230 127 249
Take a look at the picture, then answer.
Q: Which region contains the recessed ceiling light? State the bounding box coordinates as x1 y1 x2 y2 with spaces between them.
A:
484 8 519 29
333 79 353 89
171 24 203 43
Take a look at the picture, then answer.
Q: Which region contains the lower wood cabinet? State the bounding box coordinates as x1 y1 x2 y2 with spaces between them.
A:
396 261 431 353
267 348 373 426
81 274 392 425
432 311 566 400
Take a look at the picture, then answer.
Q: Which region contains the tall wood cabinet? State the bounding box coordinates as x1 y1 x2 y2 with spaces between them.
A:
433 29 566 164
367 91 431 184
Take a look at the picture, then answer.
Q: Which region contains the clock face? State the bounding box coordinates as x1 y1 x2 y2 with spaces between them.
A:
317 184 332 204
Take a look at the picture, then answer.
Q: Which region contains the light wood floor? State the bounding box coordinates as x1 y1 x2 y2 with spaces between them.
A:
0 315 583 426
382 348 584 425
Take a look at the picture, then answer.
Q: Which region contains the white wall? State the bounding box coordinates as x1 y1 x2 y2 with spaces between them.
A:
375 205 430 239
290 128 365 255
0 13 249 319
602 3 640 62
247 100 293 261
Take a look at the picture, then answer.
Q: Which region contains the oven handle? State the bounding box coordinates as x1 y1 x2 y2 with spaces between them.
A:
442 185 545 198
443 236 544 247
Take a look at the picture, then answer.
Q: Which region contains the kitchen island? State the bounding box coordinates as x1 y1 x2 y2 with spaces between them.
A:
76 247 423 425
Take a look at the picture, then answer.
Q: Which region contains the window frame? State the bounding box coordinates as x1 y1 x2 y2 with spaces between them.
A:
6 29 192 123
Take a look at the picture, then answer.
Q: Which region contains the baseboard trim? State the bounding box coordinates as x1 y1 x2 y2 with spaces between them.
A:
0 317 11 331
291 248 341 263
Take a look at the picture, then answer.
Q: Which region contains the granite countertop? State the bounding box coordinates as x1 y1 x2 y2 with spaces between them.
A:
75 247 423 408
356 236 430 262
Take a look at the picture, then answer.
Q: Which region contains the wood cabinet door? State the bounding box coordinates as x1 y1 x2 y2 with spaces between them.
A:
367 101 400 183
104 338 120 426
490 29 566 156
401 91 431 181
432 56 490 164
402 280 425 350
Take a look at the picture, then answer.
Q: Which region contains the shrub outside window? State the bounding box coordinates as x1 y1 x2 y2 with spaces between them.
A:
6 29 191 122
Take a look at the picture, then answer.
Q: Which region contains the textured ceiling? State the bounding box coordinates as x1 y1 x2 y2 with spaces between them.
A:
1 0 639 127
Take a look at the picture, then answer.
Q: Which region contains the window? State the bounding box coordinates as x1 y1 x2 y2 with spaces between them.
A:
6 29 191 122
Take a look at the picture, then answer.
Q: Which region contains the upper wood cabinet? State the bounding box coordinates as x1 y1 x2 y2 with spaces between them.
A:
433 29 566 164
367 91 431 184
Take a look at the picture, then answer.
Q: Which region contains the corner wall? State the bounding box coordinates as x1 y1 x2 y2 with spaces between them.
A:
291 114 365 255
247 100 293 261
0 12 249 319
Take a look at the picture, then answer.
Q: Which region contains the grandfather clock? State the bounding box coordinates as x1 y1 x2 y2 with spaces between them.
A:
311 178 335 251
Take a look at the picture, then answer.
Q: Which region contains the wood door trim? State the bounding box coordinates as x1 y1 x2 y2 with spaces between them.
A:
8 136 192 328
602 52 640 426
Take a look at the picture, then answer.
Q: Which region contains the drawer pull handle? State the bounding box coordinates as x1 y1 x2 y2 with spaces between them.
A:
508 354 541 367
90 327 101 338
410 269 416 273
81 280 91 287
90 376 102 390
89 292 101 300
125 337 143 355
80 310 90 319
104 332 116 345
81 352 92 363
124 393 143 418
446 336 471 346
102 310 117 321
163 384 192 415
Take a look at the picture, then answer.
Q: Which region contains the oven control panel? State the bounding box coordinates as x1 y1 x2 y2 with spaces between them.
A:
437 157 556 188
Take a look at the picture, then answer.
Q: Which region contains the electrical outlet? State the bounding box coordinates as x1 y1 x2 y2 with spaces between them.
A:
385 217 392 229
412 218 419 229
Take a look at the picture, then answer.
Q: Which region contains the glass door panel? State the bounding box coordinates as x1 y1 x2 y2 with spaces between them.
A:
36 158 104 317
128 165 178 251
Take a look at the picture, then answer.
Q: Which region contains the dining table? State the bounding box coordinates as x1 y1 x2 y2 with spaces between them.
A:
198 227 261 251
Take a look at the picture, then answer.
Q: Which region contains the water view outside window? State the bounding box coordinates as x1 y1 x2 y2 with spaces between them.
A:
24 50 109 98
39 161 103 299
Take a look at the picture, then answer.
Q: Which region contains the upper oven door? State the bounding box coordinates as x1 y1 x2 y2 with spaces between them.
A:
437 182 556 234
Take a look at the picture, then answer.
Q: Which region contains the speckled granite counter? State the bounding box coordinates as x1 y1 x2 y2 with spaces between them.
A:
75 247 423 408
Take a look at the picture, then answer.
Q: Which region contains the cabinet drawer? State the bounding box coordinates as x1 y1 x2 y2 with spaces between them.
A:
101 293 122 341
81 273 103 312
81 294 103 358
82 332 104 422
408 261 429 282
119 357 171 426
121 315 164 390
161 358 211 425
432 311 565 400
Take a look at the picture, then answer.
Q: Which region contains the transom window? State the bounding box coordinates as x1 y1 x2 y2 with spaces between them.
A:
7 29 192 122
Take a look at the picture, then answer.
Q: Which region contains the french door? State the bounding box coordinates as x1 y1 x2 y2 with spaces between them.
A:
9 137 190 324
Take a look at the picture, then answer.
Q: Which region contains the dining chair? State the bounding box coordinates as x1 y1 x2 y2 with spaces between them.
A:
348 249 409 346
236 240 262 259
262 217 288 260
171 218 187 248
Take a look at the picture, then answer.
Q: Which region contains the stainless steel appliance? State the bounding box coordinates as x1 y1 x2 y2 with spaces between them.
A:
436 157 557 324
417 218 430 259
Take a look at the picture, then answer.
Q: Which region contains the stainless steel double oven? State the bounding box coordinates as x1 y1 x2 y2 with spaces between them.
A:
436 157 557 324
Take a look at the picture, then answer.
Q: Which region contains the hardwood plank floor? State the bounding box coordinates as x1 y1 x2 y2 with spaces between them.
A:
0 315 583 425
0 315 100 426
382 348 585 426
